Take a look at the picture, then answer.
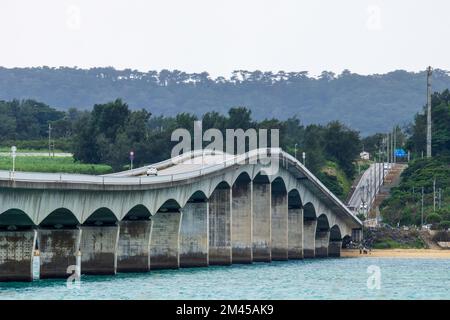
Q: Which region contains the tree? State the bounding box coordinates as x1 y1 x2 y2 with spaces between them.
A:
324 121 361 177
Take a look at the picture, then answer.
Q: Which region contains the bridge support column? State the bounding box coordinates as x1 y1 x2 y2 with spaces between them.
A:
180 201 208 267
252 182 271 262
303 220 317 258
209 188 232 265
0 230 36 282
315 231 330 258
328 241 342 257
232 181 253 264
80 226 119 275
288 208 303 259
117 220 152 272
271 191 288 260
38 228 81 279
150 211 182 270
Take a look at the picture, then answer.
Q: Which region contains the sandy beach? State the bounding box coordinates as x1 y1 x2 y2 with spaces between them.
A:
342 249 450 259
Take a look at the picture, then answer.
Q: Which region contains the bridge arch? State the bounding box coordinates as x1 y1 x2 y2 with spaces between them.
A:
342 235 352 248
287 189 303 259
150 198 183 270
315 214 330 258
232 171 252 187
123 204 151 221
83 207 118 226
329 224 343 257
271 176 288 260
39 208 79 228
231 170 252 263
330 224 342 240
252 172 272 262
155 199 181 214
0 209 35 230
180 190 208 267
302 202 317 258
210 180 231 197
303 202 317 220
209 181 232 265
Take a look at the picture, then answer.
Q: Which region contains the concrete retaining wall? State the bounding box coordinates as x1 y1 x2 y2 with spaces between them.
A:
180 201 209 267
117 220 152 272
38 228 80 278
232 182 253 263
288 208 303 259
252 183 271 262
80 226 119 275
303 220 317 258
0 230 36 282
209 188 232 265
150 211 182 269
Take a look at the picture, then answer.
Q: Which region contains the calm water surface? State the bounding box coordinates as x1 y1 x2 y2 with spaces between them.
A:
0 257 449 300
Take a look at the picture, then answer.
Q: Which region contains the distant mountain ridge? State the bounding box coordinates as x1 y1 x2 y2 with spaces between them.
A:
1 67 449 135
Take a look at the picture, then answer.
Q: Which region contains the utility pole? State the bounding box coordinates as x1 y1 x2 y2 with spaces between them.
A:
426 66 433 158
421 187 424 228
438 188 442 209
433 178 436 212
387 133 390 164
393 127 397 163
48 123 52 157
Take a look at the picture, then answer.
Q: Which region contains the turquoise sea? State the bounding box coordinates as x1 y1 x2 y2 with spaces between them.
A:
0 257 449 300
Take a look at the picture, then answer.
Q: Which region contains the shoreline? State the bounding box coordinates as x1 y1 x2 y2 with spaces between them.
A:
341 249 450 259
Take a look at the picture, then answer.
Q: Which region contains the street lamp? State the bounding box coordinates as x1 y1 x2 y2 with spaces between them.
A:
11 146 16 179
302 152 306 166
294 143 298 159
129 151 134 170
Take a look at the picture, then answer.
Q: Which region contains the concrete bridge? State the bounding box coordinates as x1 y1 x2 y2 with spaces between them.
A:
0 149 362 281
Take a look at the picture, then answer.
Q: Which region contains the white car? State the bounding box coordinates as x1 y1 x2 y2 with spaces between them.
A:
146 166 158 176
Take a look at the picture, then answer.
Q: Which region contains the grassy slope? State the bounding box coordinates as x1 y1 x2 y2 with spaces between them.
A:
318 161 352 201
0 156 112 175
380 156 450 226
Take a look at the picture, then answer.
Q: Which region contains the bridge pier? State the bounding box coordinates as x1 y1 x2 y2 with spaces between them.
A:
209 187 232 265
328 241 342 257
150 211 182 270
303 219 317 258
315 231 330 258
80 226 120 275
117 220 152 272
252 181 271 262
232 177 253 264
288 208 303 259
38 228 81 279
0 230 36 282
180 201 209 267
271 186 288 261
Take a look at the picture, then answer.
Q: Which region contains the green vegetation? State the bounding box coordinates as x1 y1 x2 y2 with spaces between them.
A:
2 67 450 135
317 161 351 200
364 227 426 249
372 238 426 249
380 90 450 228
0 156 112 175
0 98 361 196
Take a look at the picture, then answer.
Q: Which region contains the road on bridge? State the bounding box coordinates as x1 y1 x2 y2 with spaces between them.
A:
347 163 387 216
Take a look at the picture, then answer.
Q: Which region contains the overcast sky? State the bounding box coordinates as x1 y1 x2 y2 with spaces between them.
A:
1 0 449 77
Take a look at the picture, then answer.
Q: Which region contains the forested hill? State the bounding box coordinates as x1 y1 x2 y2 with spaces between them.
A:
1 67 450 135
